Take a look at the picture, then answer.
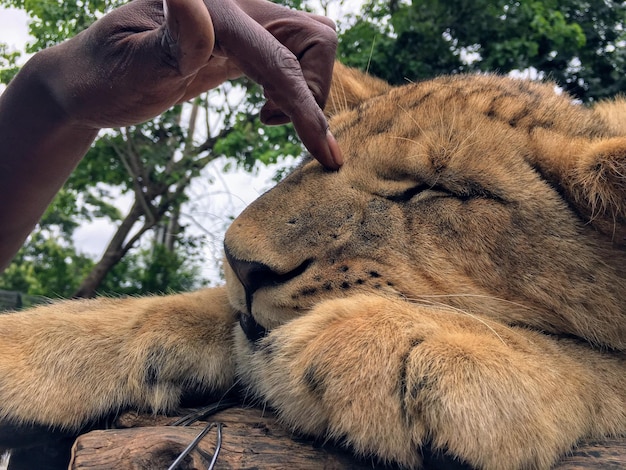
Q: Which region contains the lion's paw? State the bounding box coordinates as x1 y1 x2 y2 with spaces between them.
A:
240 295 605 470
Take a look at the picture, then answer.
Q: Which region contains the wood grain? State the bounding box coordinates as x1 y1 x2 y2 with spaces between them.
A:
69 407 626 469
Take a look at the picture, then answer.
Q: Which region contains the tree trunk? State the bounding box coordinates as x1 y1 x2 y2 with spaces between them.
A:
164 205 180 252
74 202 147 298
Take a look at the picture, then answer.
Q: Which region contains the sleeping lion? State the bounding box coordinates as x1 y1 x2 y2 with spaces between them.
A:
0 63 624 469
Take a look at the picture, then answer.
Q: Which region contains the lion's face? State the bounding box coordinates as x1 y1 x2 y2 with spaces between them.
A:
223 64 626 350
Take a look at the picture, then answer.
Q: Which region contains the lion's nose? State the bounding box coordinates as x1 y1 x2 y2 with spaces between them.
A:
224 245 311 313
224 246 277 312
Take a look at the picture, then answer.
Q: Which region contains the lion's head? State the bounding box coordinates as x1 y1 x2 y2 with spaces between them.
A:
223 63 626 351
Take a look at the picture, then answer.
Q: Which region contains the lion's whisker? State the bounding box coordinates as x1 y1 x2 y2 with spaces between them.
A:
400 296 509 346
412 293 541 315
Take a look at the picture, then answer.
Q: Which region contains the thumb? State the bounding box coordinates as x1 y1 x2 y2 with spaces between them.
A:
163 0 215 76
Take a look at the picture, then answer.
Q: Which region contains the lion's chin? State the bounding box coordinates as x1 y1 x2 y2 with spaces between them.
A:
238 311 268 343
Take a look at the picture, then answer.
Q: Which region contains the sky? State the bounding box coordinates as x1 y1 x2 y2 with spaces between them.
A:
0 6 298 283
0 7 29 50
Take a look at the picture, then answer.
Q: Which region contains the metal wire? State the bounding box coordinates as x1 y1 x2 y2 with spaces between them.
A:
167 421 222 470
170 397 240 427
167 397 237 469
207 423 223 470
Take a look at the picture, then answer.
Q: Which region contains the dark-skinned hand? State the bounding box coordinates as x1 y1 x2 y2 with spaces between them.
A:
48 0 343 168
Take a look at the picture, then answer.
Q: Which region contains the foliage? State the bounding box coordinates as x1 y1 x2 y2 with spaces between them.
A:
0 232 207 298
0 42 19 83
0 233 94 298
99 241 208 296
0 0 123 51
338 0 626 102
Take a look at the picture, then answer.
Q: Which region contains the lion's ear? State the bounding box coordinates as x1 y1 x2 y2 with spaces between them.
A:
324 62 391 117
574 100 626 240
533 128 626 246
572 137 626 231
592 98 626 136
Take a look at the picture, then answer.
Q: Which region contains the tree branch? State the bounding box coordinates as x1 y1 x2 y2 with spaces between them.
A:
111 139 157 225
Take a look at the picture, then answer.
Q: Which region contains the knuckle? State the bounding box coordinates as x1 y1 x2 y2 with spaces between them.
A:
318 23 338 48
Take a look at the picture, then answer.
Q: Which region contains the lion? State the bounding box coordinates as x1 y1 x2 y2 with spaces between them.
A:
0 63 624 470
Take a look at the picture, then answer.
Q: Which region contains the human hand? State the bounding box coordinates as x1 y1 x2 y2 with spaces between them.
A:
42 0 342 168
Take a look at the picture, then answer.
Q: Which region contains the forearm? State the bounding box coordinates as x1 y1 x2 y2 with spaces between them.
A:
0 46 99 271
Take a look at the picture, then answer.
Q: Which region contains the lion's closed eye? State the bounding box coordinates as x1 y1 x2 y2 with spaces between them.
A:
383 183 449 202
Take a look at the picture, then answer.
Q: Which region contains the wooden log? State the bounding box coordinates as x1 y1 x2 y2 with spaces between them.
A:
70 407 626 469
71 407 375 469
554 438 626 470
70 427 214 469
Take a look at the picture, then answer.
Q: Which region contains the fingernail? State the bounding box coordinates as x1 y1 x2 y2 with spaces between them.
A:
326 130 343 168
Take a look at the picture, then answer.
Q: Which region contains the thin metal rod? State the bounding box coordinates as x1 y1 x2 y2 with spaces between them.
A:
170 397 240 427
167 422 216 470
207 423 223 470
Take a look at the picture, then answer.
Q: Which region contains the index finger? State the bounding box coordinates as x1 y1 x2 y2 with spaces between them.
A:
205 0 343 169
258 12 337 124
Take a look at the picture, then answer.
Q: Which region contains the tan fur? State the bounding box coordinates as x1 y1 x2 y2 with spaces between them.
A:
593 96 626 135
324 62 391 116
0 287 237 430
1 66 625 469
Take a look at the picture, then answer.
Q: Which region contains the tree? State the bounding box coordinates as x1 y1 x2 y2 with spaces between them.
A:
338 0 626 102
0 181 208 299
0 233 94 298
0 193 95 298
98 241 207 296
